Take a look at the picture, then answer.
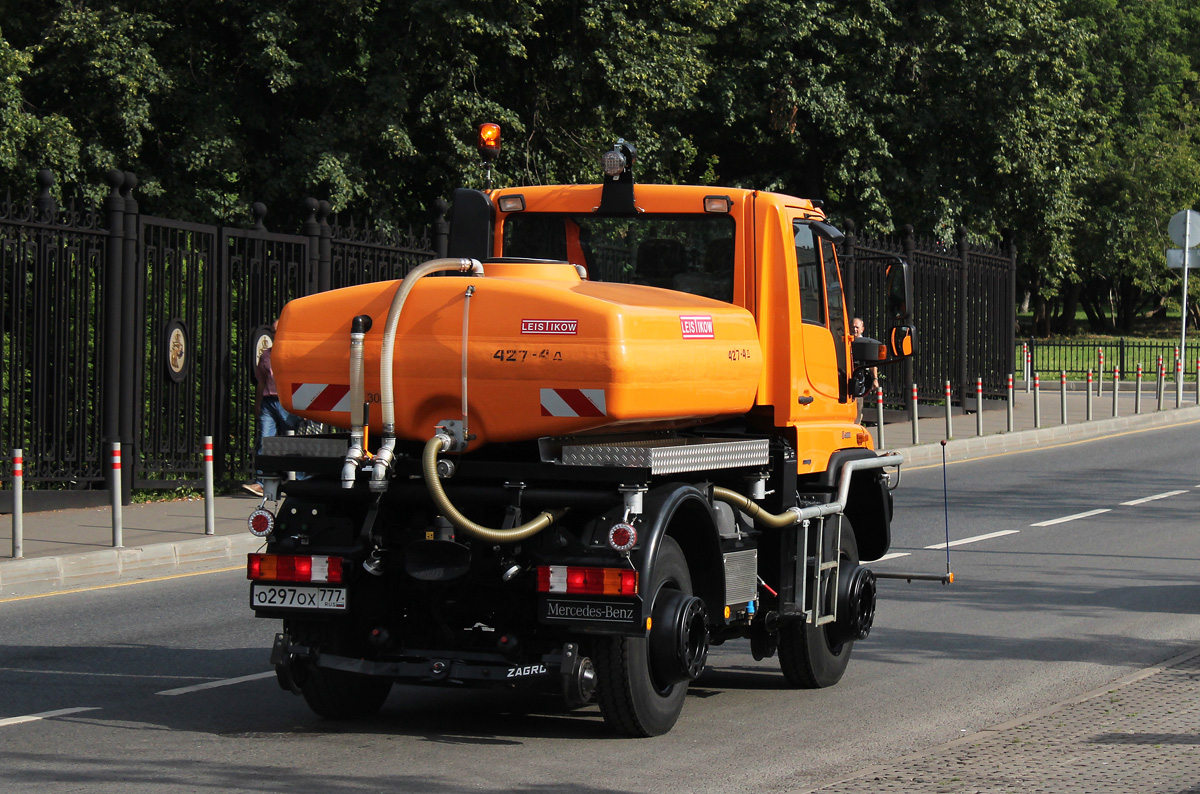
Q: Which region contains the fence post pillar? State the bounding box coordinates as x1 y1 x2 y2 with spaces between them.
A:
303 198 321 295
119 172 139 506
902 225 917 406
1005 230 1018 391
957 226 970 408
433 197 451 260
318 200 333 293
103 170 126 496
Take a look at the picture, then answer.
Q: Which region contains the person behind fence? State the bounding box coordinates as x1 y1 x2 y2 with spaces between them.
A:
243 319 299 497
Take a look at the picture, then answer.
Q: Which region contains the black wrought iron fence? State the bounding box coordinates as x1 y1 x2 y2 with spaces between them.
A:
841 223 1017 406
0 170 442 504
1018 338 1200 381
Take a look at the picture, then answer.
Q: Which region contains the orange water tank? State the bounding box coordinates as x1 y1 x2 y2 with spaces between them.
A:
272 261 763 447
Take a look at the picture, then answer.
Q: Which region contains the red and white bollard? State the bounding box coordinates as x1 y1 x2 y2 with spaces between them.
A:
944 380 953 439
875 387 885 449
1006 373 1014 432
1060 370 1068 425
1033 373 1041 428
12 448 23 559
1112 366 1120 417
1086 370 1094 421
110 442 123 548
203 435 215 536
910 382 920 445
1097 347 1105 396
975 376 984 436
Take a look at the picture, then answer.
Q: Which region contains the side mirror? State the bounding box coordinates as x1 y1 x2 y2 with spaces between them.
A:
885 259 912 322
889 325 915 359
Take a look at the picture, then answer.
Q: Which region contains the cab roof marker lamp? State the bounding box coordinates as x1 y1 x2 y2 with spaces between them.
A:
704 195 733 213
498 195 525 213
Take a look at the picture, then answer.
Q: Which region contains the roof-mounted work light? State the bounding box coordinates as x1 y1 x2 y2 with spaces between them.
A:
598 138 638 215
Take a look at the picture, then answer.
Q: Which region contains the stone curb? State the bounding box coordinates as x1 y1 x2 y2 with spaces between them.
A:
898 404 1200 467
0 533 263 598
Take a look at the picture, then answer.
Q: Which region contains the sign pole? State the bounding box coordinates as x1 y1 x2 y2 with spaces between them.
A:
1182 211 1190 361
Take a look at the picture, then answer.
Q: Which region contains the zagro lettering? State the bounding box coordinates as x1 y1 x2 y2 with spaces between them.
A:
679 315 714 339
522 319 579 335
506 664 548 678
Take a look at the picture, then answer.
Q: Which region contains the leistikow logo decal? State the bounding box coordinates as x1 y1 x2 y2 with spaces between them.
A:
679 315 714 339
522 319 579 335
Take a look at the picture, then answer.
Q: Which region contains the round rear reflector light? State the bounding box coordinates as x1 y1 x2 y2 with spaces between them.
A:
248 508 275 538
608 522 637 552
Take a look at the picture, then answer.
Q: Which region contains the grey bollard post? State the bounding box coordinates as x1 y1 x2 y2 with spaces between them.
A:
910 383 920 445
1006 373 1014 432
1033 373 1041 428
1086 370 1094 421
1135 364 1143 414
875 387 885 449
944 380 953 439
12 448 23 559
1097 347 1104 396
1060 371 1068 425
975 376 984 437
110 442 123 548
1175 360 1183 408
203 436 215 536
1112 367 1120 417
1157 364 1165 411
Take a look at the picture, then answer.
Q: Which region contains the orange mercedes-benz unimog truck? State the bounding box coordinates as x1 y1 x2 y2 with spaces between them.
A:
246 132 916 737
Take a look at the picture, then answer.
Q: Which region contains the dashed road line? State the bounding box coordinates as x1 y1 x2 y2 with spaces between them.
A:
156 671 275 696
0 707 100 728
1120 490 1188 506
1030 508 1111 527
924 530 1020 549
865 552 911 564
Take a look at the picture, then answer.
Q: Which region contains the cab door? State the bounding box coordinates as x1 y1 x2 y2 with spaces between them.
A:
792 218 850 404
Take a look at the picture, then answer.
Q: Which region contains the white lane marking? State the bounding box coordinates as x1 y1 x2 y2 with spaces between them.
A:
925 530 1020 549
1120 490 1188 506
156 671 275 696
864 552 911 563
0 667 213 681
0 707 100 728
1030 508 1111 527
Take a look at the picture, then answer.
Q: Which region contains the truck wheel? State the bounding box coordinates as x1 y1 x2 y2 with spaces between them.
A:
594 536 699 737
299 664 393 719
778 519 859 689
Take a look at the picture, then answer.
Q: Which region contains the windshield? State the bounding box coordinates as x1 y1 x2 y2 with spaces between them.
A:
503 213 737 302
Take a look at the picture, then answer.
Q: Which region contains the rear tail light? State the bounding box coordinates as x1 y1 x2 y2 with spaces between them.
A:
537 565 638 596
247 553 344 584
248 508 275 537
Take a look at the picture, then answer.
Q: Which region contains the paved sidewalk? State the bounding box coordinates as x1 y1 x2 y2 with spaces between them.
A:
806 647 1200 793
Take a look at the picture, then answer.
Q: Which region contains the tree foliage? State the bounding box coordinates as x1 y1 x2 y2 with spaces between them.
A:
1 0 1197 329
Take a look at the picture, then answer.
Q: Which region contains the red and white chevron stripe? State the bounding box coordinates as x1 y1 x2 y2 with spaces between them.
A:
540 388 606 417
290 383 351 412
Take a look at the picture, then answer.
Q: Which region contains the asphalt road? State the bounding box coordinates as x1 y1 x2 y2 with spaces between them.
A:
2 423 1198 793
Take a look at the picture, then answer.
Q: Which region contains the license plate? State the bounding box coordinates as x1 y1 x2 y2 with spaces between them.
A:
251 584 347 611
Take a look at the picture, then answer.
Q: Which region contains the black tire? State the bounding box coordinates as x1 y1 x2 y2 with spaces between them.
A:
299 664 393 719
594 536 695 737
778 517 860 689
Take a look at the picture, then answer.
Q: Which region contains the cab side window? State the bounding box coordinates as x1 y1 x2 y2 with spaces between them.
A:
794 223 824 325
